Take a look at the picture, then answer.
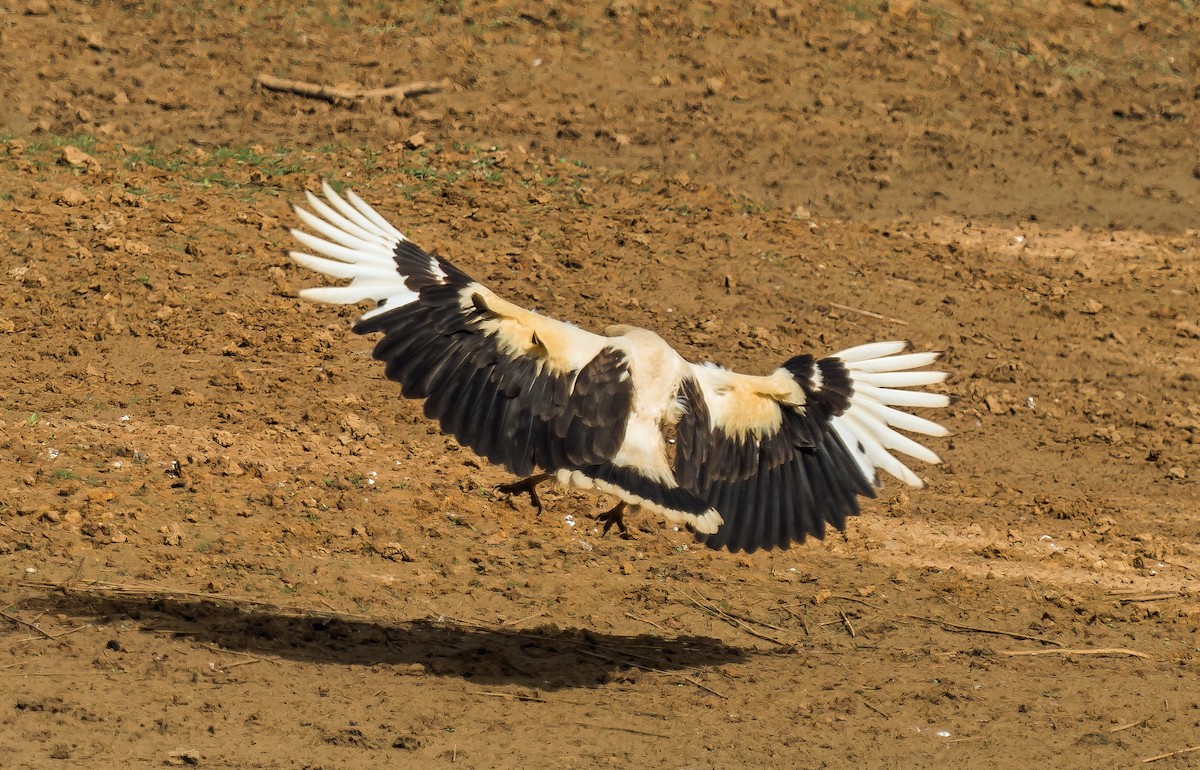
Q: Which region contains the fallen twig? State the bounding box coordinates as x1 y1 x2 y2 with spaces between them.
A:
679 674 727 698
501 611 546 627
902 614 1061 646
777 605 811 636
477 690 551 703
1111 592 1184 604
0 609 54 640
860 697 890 718
999 647 1151 660
572 721 671 738
574 647 726 698
839 610 856 639
1143 745 1200 763
1110 718 1149 733
624 612 668 632
681 591 790 647
255 73 448 103
22 578 284 611
828 301 909 326
198 642 281 667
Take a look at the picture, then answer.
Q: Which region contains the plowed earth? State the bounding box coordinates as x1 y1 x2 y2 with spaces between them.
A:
1 1 1199 768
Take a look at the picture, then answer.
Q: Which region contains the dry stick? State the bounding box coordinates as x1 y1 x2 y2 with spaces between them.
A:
1143 745 1200 764
477 690 551 704
39 624 91 642
688 592 790 632
574 648 726 699
624 612 669 632
501 611 546 627
827 301 909 326
1110 718 1149 733
572 721 671 739
901 614 1062 646
829 594 881 609
22 579 274 609
255 74 447 103
432 612 715 691
198 642 281 667
839 610 856 639
0 671 113 677
999 648 1152 660
780 606 811 636
0 609 54 640
860 697 891 718
434 612 694 668
1114 593 1184 604
679 674 726 698
681 591 790 647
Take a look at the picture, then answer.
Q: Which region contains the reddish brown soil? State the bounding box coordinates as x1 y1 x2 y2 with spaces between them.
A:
2 1 1199 768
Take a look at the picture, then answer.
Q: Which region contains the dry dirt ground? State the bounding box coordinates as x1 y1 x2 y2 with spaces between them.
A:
2 1 1199 768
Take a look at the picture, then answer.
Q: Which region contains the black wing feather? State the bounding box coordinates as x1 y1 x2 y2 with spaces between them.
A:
678 355 879 553
357 244 634 478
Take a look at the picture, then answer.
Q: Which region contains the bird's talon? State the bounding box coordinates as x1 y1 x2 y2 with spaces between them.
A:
496 473 551 516
595 502 630 538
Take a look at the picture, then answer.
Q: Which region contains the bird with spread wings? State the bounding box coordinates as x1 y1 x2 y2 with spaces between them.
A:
287 183 951 553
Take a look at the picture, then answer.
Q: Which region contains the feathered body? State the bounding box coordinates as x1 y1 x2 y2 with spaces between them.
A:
288 183 951 553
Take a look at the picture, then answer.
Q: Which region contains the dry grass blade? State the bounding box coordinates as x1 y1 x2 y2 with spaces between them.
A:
501 611 546 627
478 690 552 703
839 610 856 639
1110 591 1184 604
860 698 891 718
0 609 55 640
571 721 671 738
21 578 272 607
680 591 790 647
999 648 1152 660
197 643 281 667
1143 745 1200 763
902 614 1061 646
624 612 669 632
1110 718 1149 733
827 301 909 325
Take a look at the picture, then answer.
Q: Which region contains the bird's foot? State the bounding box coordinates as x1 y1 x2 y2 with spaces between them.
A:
495 473 552 515
595 502 630 538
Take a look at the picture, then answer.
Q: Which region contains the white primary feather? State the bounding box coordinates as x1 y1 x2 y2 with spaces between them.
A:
344 186 407 241
854 383 949 409
834 340 910 363
831 342 950 488
289 253 397 281
289 186 444 318
849 351 941 373
852 369 947 388
293 206 393 256
320 180 393 239
303 190 382 245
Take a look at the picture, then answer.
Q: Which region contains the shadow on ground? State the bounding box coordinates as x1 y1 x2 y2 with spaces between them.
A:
17 584 752 690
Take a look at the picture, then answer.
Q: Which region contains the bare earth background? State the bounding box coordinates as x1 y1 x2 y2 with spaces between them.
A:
1 1 1199 768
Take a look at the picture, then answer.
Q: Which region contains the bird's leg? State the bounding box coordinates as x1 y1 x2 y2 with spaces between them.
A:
595 501 630 537
495 473 552 514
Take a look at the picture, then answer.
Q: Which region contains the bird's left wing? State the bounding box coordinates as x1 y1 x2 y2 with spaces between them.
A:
675 342 950 553
288 183 632 477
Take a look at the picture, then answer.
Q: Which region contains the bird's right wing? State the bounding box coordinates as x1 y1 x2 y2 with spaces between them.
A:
288 183 633 477
675 342 950 553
